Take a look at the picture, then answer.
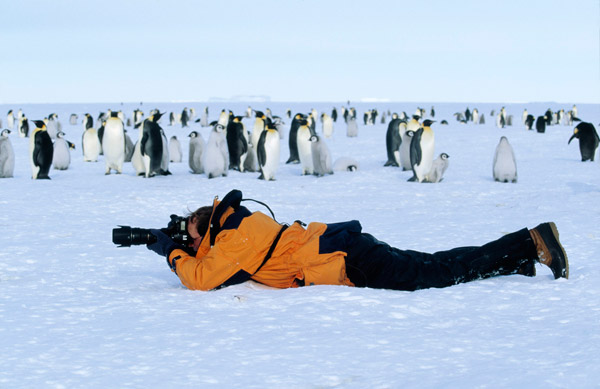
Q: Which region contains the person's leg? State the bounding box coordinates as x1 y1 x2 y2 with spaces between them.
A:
344 228 538 291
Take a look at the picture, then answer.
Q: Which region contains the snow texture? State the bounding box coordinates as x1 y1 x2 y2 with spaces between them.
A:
1 101 599 388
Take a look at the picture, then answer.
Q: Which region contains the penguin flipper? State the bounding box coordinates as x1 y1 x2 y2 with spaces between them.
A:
257 131 267 167
410 128 423 168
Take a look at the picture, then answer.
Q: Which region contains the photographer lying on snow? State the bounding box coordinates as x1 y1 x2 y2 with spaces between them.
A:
115 189 568 291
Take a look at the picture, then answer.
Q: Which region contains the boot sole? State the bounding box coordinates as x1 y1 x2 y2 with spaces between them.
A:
546 222 569 279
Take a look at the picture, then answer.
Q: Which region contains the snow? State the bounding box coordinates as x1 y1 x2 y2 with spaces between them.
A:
1 101 599 388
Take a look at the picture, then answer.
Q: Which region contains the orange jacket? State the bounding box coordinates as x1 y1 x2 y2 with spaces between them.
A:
167 198 356 291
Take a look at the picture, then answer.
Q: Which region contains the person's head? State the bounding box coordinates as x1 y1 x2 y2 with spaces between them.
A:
187 206 213 248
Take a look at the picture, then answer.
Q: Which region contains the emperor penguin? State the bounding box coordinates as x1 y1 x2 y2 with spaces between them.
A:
399 129 414 171
333 156 359 172
331 107 338 122
286 113 305 164
102 112 126 174
169 135 183 163
169 112 176 126
471 109 479 124
0 129 15 178
29 120 53 179
427 153 449 183
19 116 29 138
82 123 101 162
227 115 249 171
493 136 518 183
310 133 333 177
181 107 190 128
321 112 334 138
384 118 404 167
140 112 165 177
257 119 280 181
52 131 73 170
188 130 205 174
535 116 546 133
217 109 229 128
203 122 229 179
406 115 421 133
7 110 15 130
568 122 599 161
69 113 78 126
131 140 145 176
525 115 535 130
251 111 266 153
522 109 529 125
408 120 435 182
83 113 94 131
346 116 358 137
296 118 314 175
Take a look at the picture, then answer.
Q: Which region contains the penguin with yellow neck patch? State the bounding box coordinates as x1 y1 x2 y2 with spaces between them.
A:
30 120 54 179
408 119 435 182
257 118 280 180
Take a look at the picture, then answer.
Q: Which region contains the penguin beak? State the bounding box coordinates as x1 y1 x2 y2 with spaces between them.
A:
568 133 576 144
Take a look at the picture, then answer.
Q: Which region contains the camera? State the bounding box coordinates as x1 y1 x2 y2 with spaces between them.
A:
112 214 190 247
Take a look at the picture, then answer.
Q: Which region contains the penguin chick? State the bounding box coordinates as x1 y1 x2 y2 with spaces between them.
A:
426 153 449 183
310 134 333 177
493 136 517 183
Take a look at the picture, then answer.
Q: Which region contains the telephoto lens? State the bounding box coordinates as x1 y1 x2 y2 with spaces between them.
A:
112 226 157 247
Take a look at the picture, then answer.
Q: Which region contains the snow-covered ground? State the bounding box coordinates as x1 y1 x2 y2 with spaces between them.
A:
1 101 599 388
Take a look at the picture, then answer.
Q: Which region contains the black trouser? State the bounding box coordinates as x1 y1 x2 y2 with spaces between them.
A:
344 228 538 291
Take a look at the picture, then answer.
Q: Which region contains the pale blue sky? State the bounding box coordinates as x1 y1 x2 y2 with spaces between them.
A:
1 0 599 104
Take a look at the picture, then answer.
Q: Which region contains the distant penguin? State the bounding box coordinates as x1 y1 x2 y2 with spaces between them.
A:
522 109 529 125
19 116 29 138
427 153 449 183
399 129 414 171
226 116 249 171
479 114 485 124
52 131 73 170
131 140 145 176
140 112 166 177
124 130 134 162
384 118 403 167
346 116 358 137
535 116 546 133
169 135 183 163
286 113 304 164
103 112 125 174
82 124 101 162
408 120 435 183
322 113 334 138
471 109 479 124
310 134 333 177
430 106 435 118
69 114 78 126
251 111 266 152
493 136 517 183
203 122 229 179
29 120 53 179
181 108 189 128
257 120 280 181
0 129 15 178
568 122 599 161
525 114 535 130
331 107 338 122
169 112 176 126
296 118 314 175
7 110 15 130
333 156 359 172
188 131 205 174
200 106 209 127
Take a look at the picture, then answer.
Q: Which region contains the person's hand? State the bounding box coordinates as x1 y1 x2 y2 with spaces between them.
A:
146 229 183 257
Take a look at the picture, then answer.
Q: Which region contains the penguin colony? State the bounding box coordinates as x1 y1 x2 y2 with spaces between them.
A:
1 103 594 183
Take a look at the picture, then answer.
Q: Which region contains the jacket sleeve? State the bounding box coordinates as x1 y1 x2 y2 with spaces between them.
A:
167 228 263 291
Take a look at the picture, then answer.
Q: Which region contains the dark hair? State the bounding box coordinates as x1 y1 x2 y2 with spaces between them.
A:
189 206 213 237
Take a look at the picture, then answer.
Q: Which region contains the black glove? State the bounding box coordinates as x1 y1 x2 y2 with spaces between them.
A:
146 229 183 257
